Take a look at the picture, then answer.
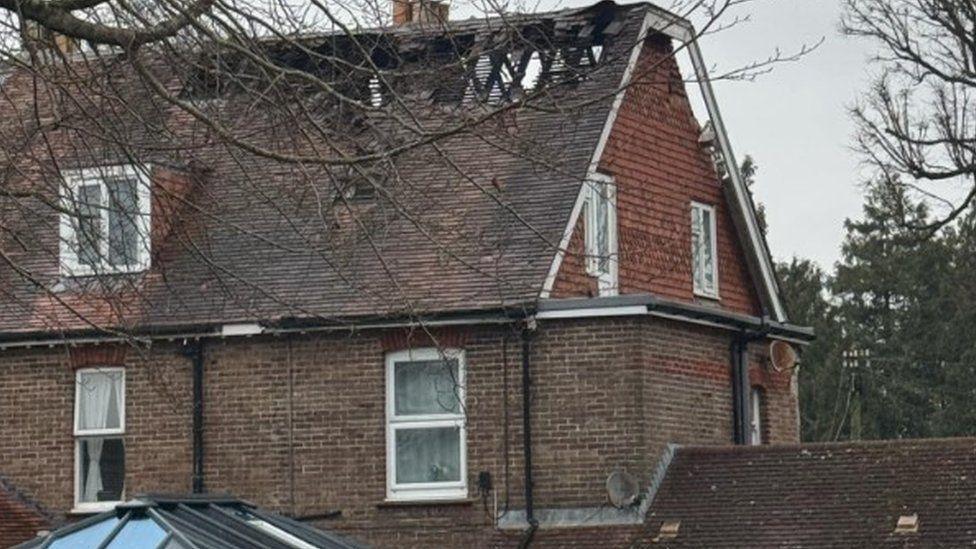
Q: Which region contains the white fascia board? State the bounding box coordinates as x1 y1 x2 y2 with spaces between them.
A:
220 323 264 337
683 40 787 322
539 9 656 300
536 305 648 320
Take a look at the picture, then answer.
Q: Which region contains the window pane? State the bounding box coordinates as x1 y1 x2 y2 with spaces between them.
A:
78 437 125 503
106 176 141 268
76 184 103 269
395 427 461 484
701 209 715 288
77 370 123 431
596 186 609 273
394 359 460 415
48 517 121 549
691 208 703 290
105 516 167 549
750 388 763 445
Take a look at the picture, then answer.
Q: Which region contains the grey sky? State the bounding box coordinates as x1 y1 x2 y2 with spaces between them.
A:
694 0 871 270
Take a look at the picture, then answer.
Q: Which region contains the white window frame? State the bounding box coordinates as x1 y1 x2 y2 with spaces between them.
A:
385 348 467 502
690 201 719 298
59 165 152 277
73 367 126 513
749 387 763 446
583 173 618 296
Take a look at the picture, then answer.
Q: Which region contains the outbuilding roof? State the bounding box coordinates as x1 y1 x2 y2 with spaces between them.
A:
643 437 976 547
15 495 364 549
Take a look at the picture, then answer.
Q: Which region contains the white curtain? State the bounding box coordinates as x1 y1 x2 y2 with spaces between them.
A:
82 439 104 501
78 372 120 501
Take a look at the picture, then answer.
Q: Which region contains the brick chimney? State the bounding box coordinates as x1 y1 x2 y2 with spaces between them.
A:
20 21 78 58
393 0 449 25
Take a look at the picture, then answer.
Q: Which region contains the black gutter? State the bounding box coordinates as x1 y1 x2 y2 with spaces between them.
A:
181 341 206 494
0 307 533 347
730 335 749 444
518 319 538 549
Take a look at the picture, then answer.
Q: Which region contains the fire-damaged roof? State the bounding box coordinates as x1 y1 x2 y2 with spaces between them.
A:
0 1 785 338
642 438 976 547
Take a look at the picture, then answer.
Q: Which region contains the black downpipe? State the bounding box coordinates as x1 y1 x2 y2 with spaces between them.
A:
518 321 538 549
730 335 749 445
182 340 206 493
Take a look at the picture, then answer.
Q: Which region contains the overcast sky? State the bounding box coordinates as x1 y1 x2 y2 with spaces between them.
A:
516 0 875 270
689 0 872 270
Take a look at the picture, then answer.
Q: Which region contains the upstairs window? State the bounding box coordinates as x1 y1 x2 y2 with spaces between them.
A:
386 348 466 501
749 387 765 445
59 166 151 276
74 368 125 512
583 173 617 295
691 202 718 298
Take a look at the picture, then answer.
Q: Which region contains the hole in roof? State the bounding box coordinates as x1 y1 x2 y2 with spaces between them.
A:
523 51 542 91
463 53 494 103
368 75 383 107
591 44 603 63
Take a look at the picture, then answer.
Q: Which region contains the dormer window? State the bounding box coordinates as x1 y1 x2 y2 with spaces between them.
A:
59 166 151 276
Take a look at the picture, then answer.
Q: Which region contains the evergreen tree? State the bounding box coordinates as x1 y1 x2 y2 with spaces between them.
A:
776 258 844 441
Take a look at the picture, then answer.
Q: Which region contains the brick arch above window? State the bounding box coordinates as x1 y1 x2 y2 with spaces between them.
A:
69 345 128 370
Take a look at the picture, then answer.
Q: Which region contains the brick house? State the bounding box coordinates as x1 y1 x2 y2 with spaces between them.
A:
0 1 814 547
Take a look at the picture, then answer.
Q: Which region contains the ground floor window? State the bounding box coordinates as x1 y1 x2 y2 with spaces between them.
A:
385 348 466 501
74 368 125 511
749 386 765 445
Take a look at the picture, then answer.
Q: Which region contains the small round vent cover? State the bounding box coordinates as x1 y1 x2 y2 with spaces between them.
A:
606 470 640 508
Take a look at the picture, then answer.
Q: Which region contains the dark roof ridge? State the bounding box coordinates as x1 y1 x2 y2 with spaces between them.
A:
675 435 976 455
283 0 650 37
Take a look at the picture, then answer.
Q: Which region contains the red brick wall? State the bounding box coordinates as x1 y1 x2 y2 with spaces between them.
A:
552 34 763 317
0 318 797 548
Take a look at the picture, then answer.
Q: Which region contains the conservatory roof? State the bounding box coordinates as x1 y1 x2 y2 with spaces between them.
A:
15 495 364 549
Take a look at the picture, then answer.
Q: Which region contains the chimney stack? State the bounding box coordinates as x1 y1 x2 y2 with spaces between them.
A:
393 0 449 25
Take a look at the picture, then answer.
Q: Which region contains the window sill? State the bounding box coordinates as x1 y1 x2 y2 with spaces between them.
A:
693 290 721 302
377 497 475 509
70 502 120 515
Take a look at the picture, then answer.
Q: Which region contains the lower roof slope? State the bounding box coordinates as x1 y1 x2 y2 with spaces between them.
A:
645 438 976 547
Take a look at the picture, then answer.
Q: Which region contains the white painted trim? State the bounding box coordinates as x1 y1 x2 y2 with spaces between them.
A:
59 165 152 277
220 323 264 337
74 367 125 510
540 10 655 299
536 305 647 320
385 347 467 502
74 367 126 437
582 173 618 296
683 41 786 321
71 501 118 515
690 201 720 299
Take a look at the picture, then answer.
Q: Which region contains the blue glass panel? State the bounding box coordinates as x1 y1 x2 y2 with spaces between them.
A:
105 517 167 549
49 517 121 549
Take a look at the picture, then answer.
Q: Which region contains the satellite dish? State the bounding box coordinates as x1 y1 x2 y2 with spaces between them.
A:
606 470 640 508
769 340 798 372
